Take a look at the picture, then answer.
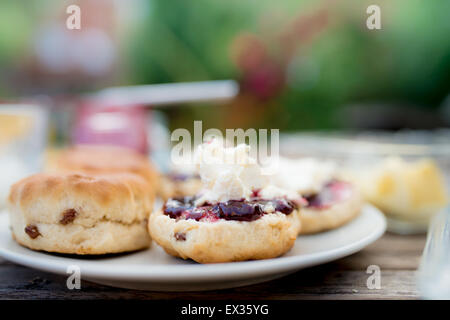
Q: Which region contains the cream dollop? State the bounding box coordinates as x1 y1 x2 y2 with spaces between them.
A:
258 184 300 200
194 139 269 205
271 157 337 195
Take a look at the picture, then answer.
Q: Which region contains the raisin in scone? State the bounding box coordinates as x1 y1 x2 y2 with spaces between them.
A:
8 173 153 254
149 139 304 263
273 157 362 234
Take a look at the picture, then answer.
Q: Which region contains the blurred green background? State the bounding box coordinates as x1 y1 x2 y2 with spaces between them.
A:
0 0 449 132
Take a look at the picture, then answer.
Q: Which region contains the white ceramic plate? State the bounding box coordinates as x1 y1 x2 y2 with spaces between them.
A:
0 205 386 291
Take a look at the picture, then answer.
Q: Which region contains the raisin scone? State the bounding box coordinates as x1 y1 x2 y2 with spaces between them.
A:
159 172 202 201
273 157 362 234
46 144 160 192
8 173 153 254
149 139 303 263
158 159 202 200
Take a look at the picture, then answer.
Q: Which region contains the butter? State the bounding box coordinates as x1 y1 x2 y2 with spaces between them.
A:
357 157 448 220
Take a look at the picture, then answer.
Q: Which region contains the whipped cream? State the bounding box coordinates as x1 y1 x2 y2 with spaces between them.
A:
194 139 270 205
259 185 300 200
271 157 337 195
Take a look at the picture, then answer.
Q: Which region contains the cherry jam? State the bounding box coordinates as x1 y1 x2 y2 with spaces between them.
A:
304 181 353 209
163 196 297 222
167 173 200 182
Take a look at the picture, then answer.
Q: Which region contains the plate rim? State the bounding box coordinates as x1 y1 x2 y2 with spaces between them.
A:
0 205 386 282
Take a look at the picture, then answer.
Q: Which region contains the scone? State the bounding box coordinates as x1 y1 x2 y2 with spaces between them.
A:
273 157 362 234
158 160 202 200
46 144 160 191
149 139 303 263
8 173 153 254
159 172 202 200
300 181 363 234
149 196 301 263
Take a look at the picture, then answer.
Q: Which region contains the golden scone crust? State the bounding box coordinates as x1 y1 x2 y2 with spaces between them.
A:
299 188 363 234
159 176 202 200
46 144 160 192
8 173 153 254
149 210 300 263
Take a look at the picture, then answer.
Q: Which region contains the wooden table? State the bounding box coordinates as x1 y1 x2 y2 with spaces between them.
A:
0 233 425 300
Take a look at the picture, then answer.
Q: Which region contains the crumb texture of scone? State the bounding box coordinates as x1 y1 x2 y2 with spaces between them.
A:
8 173 153 254
149 210 300 263
299 188 363 234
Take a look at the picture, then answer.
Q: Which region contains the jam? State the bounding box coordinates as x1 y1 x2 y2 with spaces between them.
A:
305 181 353 209
167 173 200 182
163 196 196 218
163 196 297 222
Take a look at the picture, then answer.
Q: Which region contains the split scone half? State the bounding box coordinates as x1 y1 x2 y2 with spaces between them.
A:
300 180 363 234
8 172 153 254
149 196 301 263
149 138 305 263
159 172 202 201
273 157 363 234
158 160 202 200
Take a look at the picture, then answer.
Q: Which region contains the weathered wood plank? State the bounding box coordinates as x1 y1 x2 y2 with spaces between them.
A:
0 265 420 300
0 233 426 299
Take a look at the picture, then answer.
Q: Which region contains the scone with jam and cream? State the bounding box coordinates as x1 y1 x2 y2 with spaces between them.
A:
159 161 202 201
273 158 363 234
149 140 304 263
